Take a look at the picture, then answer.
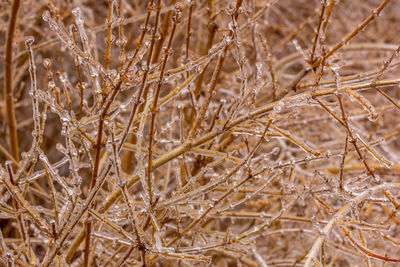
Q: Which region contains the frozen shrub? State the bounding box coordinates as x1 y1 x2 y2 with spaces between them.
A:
1 0 400 266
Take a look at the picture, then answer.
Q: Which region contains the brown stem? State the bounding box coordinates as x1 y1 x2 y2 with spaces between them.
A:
147 10 180 204
152 0 176 64
286 0 390 93
104 0 113 71
122 0 175 174
184 1 194 67
188 49 227 139
193 0 217 99
117 1 161 153
310 0 326 64
4 0 21 163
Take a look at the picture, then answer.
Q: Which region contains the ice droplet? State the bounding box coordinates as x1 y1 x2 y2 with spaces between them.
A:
59 72 68 83
368 111 378 122
42 10 50 22
43 58 51 69
72 7 81 17
271 147 280 155
25 36 35 46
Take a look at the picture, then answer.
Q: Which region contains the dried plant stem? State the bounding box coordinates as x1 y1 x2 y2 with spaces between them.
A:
134 0 155 57
258 33 278 100
121 0 159 173
321 0 335 32
4 0 21 163
3 173 52 237
372 44 400 110
77 2 161 264
6 1 400 265
287 0 390 92
184 1 194 68
170 124 270 244
117 0 126 64
276 42 400 74
336 94 376 178
43 168 59 227
147 8 180 204
42 160 113 266
339 222 400 262
270 125 319 156
188 50 227 139
117 0 161 152
193 0 217 99
304 183 400 266
152 0 176 64
0 143 19 167
326 0 390 59
4 3 27 256
83 110 105 267
104 0 113 71
309 0 326 64
94 77 400 216
88 209 136 243
339 135 348 192
71 26 85 113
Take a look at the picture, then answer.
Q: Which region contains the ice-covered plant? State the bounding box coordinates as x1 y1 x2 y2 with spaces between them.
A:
1 0 400 266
